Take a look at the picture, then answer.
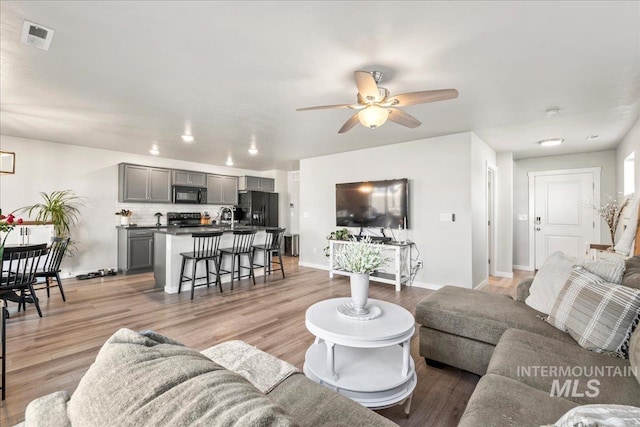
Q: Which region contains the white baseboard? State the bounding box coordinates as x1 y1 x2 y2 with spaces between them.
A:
494 270 514 279
298 261 330 271
474 279 488 289
408 280 443 291
513 264 534 272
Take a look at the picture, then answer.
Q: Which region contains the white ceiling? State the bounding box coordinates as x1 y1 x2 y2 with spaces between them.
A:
1 1 638 171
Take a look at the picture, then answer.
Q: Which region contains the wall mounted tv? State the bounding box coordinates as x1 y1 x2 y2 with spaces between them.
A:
336 179 409 229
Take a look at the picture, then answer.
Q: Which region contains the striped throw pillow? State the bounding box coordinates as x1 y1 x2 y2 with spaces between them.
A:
547 266 640 358
582 258 626 284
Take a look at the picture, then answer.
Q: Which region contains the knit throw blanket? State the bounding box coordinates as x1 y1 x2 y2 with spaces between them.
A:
201 340 300 394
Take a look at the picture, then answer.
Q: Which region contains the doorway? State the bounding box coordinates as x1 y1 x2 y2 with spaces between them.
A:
528 168 600 269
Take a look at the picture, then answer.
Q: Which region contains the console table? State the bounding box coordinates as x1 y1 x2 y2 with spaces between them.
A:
303 298 416 415
328 239 413 291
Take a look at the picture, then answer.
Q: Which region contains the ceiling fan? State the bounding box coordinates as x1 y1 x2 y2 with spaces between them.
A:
297 71 459 133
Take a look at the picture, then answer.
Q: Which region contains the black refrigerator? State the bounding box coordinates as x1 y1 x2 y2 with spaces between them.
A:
238 191 279 227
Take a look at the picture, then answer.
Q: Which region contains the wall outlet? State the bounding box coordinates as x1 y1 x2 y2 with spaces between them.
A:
517 214 528 221
416 261 423 269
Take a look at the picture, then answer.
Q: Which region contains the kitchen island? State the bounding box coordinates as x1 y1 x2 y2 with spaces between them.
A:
154 226 269 294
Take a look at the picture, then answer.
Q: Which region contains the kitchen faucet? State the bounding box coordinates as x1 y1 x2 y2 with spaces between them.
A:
219 206 235 229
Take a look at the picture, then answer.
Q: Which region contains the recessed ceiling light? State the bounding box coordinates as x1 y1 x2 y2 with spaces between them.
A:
586 135 600 141
181 134 194 143
225 156 234 166
538 138 564 147
545 108 562 117
248 147 258 155
149 144 160 155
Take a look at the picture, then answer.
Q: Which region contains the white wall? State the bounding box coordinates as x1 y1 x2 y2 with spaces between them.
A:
470 134 497 288
512 150 617 269
496 152 514 276
0 135 286 277
616 118 640 195
299 132 495 289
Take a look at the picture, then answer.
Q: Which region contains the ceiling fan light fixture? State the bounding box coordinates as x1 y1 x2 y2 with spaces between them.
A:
358 105 389 129
538 138 564 147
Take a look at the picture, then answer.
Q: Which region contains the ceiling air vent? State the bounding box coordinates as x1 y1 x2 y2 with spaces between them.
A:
21 20 55 51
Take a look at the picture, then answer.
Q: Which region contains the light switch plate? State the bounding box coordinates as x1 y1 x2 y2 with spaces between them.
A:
440 213 453 222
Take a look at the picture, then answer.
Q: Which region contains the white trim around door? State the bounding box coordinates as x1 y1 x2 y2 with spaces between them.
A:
527 167 601 270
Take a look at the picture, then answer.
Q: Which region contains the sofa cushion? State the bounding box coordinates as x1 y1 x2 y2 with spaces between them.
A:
546 266 640 357
526 251 576 314
487 329 640 406
630 327 640 385
67 329 297 427
415 286 575 346
622 255 640 290
458 373 577 427
24 391 71 427
268 373 397 427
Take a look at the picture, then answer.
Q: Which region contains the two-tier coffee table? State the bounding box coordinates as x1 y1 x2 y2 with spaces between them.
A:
303 297 416 415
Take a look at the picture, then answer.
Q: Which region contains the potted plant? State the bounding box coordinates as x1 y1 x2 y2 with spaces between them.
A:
23 190 83 239
0 209 24 260
323 228 350 257
334 236 389 316
115 209 133 226
594 195 631 247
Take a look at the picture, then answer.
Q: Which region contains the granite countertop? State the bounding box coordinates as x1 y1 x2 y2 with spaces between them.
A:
155 225 268 235
116 224 168 229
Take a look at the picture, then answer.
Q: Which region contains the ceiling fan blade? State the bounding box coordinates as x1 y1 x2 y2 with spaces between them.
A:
387 108 421 128
389 89 459 107
338 113 361 134
296 104 354 111
354 71 379 102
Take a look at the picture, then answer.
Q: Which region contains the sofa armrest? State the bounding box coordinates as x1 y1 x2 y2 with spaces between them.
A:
514 278 534 302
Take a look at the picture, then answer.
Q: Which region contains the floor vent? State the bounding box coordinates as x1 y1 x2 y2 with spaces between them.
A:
21 20 55 51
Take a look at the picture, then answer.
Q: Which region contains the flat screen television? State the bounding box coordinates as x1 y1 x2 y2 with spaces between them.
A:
336 179 409 229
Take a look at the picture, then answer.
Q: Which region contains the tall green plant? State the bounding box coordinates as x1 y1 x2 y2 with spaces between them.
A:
23 190 84 238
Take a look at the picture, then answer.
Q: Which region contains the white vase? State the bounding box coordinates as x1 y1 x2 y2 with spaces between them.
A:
120 216 130 226
350 273 370 314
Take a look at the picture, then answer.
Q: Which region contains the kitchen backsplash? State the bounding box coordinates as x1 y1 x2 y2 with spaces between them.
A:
115 203 233 226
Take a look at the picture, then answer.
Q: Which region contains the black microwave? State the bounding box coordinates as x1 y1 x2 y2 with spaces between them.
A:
173 186 207 204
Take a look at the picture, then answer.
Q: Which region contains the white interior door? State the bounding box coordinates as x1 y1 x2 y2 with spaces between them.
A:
534 172 596 268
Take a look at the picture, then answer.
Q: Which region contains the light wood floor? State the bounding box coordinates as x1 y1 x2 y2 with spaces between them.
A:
0 258 531 426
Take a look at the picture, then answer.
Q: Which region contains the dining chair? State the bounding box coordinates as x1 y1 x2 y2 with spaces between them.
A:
252 228 286 283
34 237 70 302
0 244 47 318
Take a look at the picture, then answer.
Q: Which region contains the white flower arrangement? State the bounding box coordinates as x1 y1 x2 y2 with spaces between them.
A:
334 237 390 274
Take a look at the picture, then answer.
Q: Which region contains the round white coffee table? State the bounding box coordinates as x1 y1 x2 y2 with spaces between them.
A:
303 297 416 415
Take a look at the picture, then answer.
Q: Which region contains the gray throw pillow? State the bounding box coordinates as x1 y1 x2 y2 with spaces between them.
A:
582 258 626 284
547 267 640 358
526 251 576 315
67 328 297 427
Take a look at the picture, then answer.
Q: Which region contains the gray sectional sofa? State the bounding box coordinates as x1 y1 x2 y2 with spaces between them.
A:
415 255 640 426
19 329 396 427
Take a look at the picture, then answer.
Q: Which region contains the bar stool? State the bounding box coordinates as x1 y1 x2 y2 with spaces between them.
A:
178 231 223 300
219 229 257 290
252 228 286 283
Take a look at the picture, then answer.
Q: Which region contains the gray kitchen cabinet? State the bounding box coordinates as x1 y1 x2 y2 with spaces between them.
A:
117 228 154 274
172 170 206 187
207 174 238 205
119 163 172 203
238 176 275 192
